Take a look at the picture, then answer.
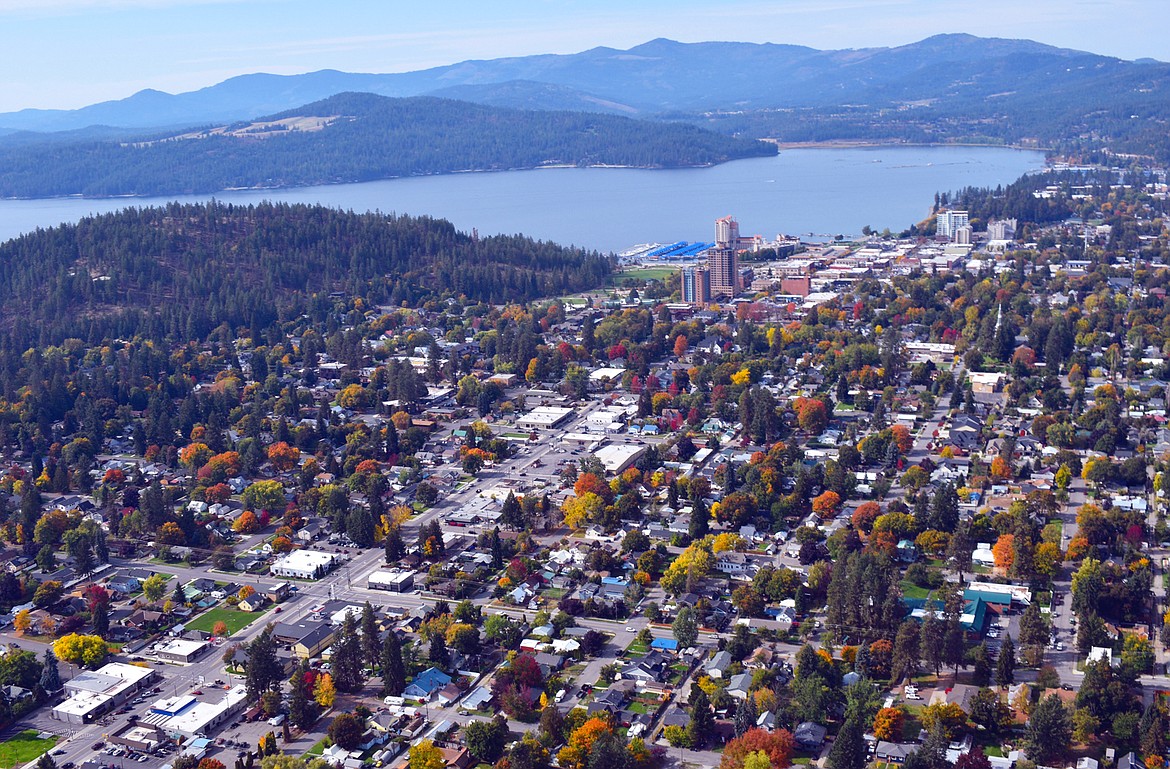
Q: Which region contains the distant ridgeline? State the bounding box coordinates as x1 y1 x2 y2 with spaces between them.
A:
0 201 612 352
0 93 775 198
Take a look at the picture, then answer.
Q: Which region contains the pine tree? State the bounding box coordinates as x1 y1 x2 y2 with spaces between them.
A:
331 613 365 692
361 602 382 669
381 632 406 697
687 688 714 748
93 601 109 638
172 582 186 607
500 492 524 530
288 658 316 729
828 718 865 769
996 634 1016 686
383 528 405 563
429 633 450 669
39 648 61 692
734 695 757 737
245 625 281 701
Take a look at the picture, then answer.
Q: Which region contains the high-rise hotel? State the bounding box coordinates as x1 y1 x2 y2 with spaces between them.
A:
707 215 740 298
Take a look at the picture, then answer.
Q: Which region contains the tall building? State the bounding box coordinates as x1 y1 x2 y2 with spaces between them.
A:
954 225 972 245
936 210 969 240
715 215 740 246
681 265 711 305
987 218 1018 241
708 216 740 297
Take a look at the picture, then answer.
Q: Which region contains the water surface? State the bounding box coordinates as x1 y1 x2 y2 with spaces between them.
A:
0 146 1045 252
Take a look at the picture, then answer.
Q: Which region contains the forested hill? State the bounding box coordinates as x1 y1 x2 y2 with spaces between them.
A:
0 93 775 198
0 202 611 352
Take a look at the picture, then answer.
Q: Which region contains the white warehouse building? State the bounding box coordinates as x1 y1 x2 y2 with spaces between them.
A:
270 549 340 580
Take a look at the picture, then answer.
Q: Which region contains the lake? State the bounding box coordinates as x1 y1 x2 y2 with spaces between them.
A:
0 145 1045 252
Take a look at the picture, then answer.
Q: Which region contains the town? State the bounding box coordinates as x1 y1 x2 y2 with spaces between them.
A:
1 158 1170 769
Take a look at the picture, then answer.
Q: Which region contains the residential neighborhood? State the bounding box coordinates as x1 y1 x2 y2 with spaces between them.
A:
2 159 1170 769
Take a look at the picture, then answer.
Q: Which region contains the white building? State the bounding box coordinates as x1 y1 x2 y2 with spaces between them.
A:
270 549 340 580
936 210 970 239
143 686 249 739
53 662 156 724
593 443 646 474
517 406 574 429
368 570 415 593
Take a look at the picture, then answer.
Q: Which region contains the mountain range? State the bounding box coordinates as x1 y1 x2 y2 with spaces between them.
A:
0 33 1168 200
3 34 1166 137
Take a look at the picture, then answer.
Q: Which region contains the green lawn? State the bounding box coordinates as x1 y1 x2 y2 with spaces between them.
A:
307 738 330 756
619 266 678 283
186 606 264 636
0 730 59 769
900 581 931 600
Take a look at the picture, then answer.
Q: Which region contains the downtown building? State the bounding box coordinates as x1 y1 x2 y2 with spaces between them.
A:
707 215 740 298
680 265 711 304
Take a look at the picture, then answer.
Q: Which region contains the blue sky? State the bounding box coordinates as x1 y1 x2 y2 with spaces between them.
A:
1 0 1167 113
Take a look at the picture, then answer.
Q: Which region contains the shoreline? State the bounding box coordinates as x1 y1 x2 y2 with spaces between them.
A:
766 138 1053 154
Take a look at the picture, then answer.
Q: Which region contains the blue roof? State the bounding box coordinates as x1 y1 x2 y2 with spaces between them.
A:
651 638 679 650
408 667 452 695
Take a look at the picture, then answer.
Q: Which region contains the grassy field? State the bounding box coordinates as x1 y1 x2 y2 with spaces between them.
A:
0 730 58 769
617 266 677 283
186 606 264 636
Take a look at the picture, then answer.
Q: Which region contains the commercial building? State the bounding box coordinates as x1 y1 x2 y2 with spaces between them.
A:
936 210 970 239
516 406 574 429
593 443 647 474
368 570 416 593
110 723 170 752
680 265 711 305
53 662 156 724
142 686 249 740
715 215 740 245
708 216 740 297
270 549 340 580
156 638 209 664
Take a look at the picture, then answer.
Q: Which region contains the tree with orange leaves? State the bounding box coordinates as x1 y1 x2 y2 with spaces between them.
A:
812 491 842 519
673 335 689 357
720 728 795 769
557 716 616 769
267 441 300 472
992 534 1015 570
852 502 881 533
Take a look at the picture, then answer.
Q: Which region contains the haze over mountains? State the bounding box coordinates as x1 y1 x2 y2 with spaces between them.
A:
2 34 1165 135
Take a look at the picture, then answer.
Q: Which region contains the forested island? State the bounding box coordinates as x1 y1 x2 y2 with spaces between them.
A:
0 93 775 198
0 201 612 355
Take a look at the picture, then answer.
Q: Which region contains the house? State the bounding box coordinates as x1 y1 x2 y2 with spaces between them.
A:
1117 752 1140 769
705 650 732 679
438 747 473 769
726 673 753 700
715 552 754 577
794 722 827 750
437 684 463 707
404 667 452 699
460 686 493 712
875 742 915 764
239 595 269 613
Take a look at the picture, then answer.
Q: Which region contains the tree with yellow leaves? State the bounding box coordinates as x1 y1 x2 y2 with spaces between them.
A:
409 740 445 769
314 672 336 708
13 609 31 634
